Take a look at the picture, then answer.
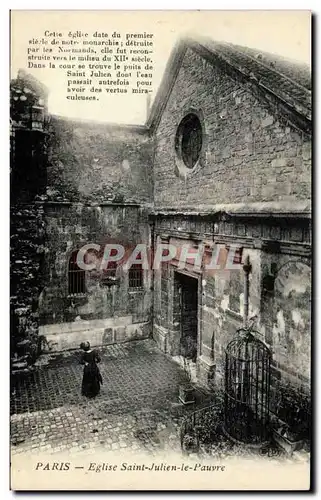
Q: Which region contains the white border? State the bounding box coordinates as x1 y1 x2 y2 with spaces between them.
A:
3 3 317 499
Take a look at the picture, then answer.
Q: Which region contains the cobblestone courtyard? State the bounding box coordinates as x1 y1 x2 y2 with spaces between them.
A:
11 339 212 457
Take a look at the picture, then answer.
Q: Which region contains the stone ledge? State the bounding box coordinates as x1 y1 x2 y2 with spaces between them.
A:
40 318 150 351
152 200 311 218
198 355 216 369
39 316 133 336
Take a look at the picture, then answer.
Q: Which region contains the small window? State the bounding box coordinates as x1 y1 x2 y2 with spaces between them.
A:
129 264 144 289
68 251 86 296
227 245 243 265
176 113 203 169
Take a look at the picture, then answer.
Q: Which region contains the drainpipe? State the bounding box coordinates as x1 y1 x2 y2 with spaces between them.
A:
150 219 155 335
146 94 151 122
111 285 115 317
242 255 252 328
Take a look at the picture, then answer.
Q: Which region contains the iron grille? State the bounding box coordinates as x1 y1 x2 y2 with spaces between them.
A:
224 327 271 445
129 264 143 289
68 251 86 296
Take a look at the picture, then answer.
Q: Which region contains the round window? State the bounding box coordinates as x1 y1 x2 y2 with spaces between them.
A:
175 113 203 170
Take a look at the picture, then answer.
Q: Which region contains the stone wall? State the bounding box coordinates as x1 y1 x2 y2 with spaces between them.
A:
261 258 311 433
11 52 311 432
47 117 153 204
152 213 311 429
153 48 311 209
39 203 152 350
10 71 48 357
11 71 154 352
37 113 154 349
151 46 311 430
11 203 46 351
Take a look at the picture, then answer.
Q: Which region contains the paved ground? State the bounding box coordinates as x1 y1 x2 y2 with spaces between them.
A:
10 339 310 467
11 339 212 457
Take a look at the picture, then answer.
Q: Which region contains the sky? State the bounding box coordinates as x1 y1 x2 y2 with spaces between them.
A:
11 10 311 125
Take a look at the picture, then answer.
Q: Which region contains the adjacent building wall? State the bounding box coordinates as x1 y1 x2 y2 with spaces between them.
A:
40 203 152 350
38 117 154 350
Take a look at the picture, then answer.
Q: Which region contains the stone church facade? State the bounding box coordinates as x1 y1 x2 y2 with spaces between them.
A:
11 37 311 427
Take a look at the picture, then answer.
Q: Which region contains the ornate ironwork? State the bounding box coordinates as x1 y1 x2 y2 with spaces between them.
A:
224 327 271 445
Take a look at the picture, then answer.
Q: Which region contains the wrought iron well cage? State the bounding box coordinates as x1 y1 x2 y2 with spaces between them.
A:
224 327 271 446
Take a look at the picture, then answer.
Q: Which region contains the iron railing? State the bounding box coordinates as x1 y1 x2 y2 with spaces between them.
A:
180 400 223 452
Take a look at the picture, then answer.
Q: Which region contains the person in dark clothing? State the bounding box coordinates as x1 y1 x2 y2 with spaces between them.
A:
80 341 103 398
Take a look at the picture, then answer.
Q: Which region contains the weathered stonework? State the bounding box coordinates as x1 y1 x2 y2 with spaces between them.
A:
153 49 310 209
11 38 311 432
47 117 153 204
152 213 311 428
39 203 152 348
149 42 311 430
10 203 46 349
39 318 150 351
11 72 154 352
10 71 48 360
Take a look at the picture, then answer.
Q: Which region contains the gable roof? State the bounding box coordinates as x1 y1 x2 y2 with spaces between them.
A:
146 36 311 134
